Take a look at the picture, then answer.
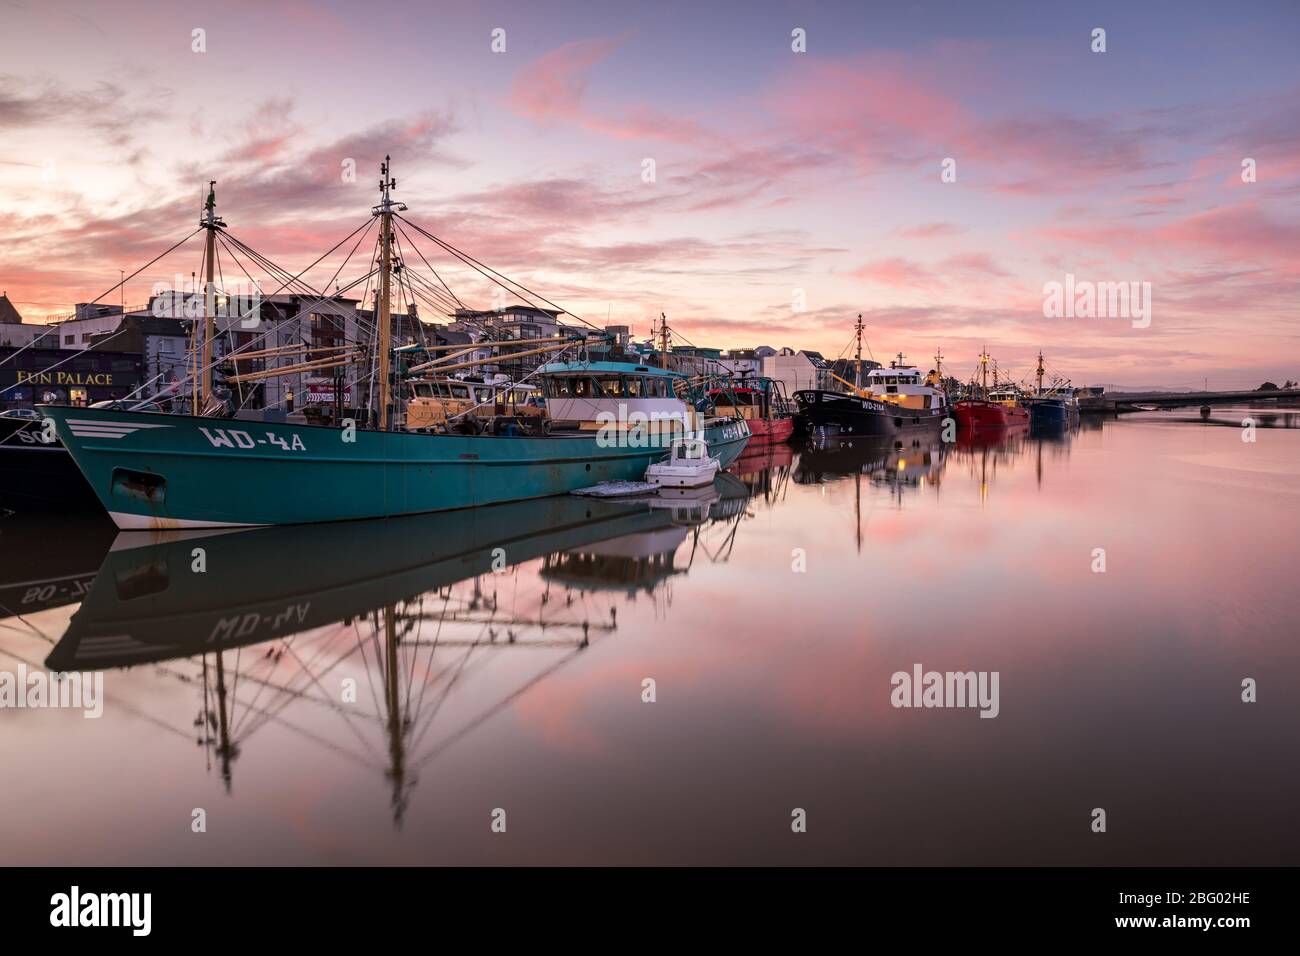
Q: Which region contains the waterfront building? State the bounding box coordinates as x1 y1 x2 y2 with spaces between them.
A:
0 344 143 409
719 348 763 379
0 293 59 348
763 348 833 394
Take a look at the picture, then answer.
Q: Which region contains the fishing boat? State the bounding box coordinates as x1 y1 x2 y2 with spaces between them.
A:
793 316 949 438
43 161 749 529
1021 352 1078 430
953 350 1030 428
707 376 794 443
0 416 101 512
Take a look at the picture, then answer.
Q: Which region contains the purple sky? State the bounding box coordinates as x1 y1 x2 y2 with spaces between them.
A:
1 0 1297 387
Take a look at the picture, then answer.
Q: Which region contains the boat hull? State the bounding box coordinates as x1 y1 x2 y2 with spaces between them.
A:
1024 398 1071 428
953 400 1030 429
41 406 750 529
0 418 102 512
745 416 795 443
793 390 948 438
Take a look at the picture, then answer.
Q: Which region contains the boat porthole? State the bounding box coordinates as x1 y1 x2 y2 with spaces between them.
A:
585 463 591 471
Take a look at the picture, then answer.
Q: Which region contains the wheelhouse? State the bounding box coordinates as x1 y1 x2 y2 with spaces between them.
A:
405 376 543 432
707 377 792 420
537 361 698 435
863 365 944 410
540 370 679 400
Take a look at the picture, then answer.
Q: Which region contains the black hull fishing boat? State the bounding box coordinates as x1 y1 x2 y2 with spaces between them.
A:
793 318 949 440
0 417 100 512
1022 352 1078 432
794 388 948 437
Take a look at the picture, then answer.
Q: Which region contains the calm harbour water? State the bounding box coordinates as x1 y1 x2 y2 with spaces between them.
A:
2 406 1298 865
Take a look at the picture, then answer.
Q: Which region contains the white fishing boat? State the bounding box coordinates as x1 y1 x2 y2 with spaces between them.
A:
645 437 720 488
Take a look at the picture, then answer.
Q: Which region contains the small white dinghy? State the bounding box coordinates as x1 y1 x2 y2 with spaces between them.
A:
645 437 720 489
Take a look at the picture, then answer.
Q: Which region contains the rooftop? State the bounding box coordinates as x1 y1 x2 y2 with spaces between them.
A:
0 293 24 325
539 359 685 378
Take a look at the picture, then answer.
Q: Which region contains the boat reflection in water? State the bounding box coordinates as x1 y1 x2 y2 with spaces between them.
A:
0 512 116 617
948 422 1032 504
47 478 755 821
795 431 949 496
728 441 794 510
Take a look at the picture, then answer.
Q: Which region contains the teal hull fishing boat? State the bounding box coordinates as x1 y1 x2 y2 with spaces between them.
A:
38 160 749 529
42 404 748 529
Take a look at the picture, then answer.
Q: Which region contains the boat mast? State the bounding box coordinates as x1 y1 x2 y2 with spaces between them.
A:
1036 351 1045 396
980 349 989 400
373 157 405 430
198 182 224 413
658 312 670 370
854 313 864 390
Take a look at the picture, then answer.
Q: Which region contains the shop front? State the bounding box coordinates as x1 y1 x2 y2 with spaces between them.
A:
0 347 144 411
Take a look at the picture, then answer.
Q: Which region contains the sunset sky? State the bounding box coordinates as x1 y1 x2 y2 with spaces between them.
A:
1 0 1297 387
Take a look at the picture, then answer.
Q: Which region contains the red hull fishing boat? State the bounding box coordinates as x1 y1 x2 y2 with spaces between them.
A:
953 399 1029 428
708 377 794 444
953 350 1030 429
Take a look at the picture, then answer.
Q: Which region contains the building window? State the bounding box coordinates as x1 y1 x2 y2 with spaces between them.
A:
309 312 344 360
64 334 75 345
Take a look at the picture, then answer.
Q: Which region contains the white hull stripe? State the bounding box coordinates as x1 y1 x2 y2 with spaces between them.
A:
109 511 269 531
66 419 175 439
66 419 174 428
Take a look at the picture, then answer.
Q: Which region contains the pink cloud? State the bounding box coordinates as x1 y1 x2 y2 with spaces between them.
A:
897 222 965 239
940 252 1009 276
508 36 720 147
853 257 935 289
509 36 625 124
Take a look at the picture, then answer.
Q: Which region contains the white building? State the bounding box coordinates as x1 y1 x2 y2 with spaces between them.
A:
762 348 832 394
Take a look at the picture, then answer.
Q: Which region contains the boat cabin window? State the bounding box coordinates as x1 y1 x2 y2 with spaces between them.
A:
544 372 679 399
595 376 624 397
547 376 595 398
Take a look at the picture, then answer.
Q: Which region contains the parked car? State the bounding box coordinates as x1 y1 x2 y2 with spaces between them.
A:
0 408 42 420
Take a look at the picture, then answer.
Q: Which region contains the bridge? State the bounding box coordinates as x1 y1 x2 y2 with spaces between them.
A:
1079 389 1300 414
